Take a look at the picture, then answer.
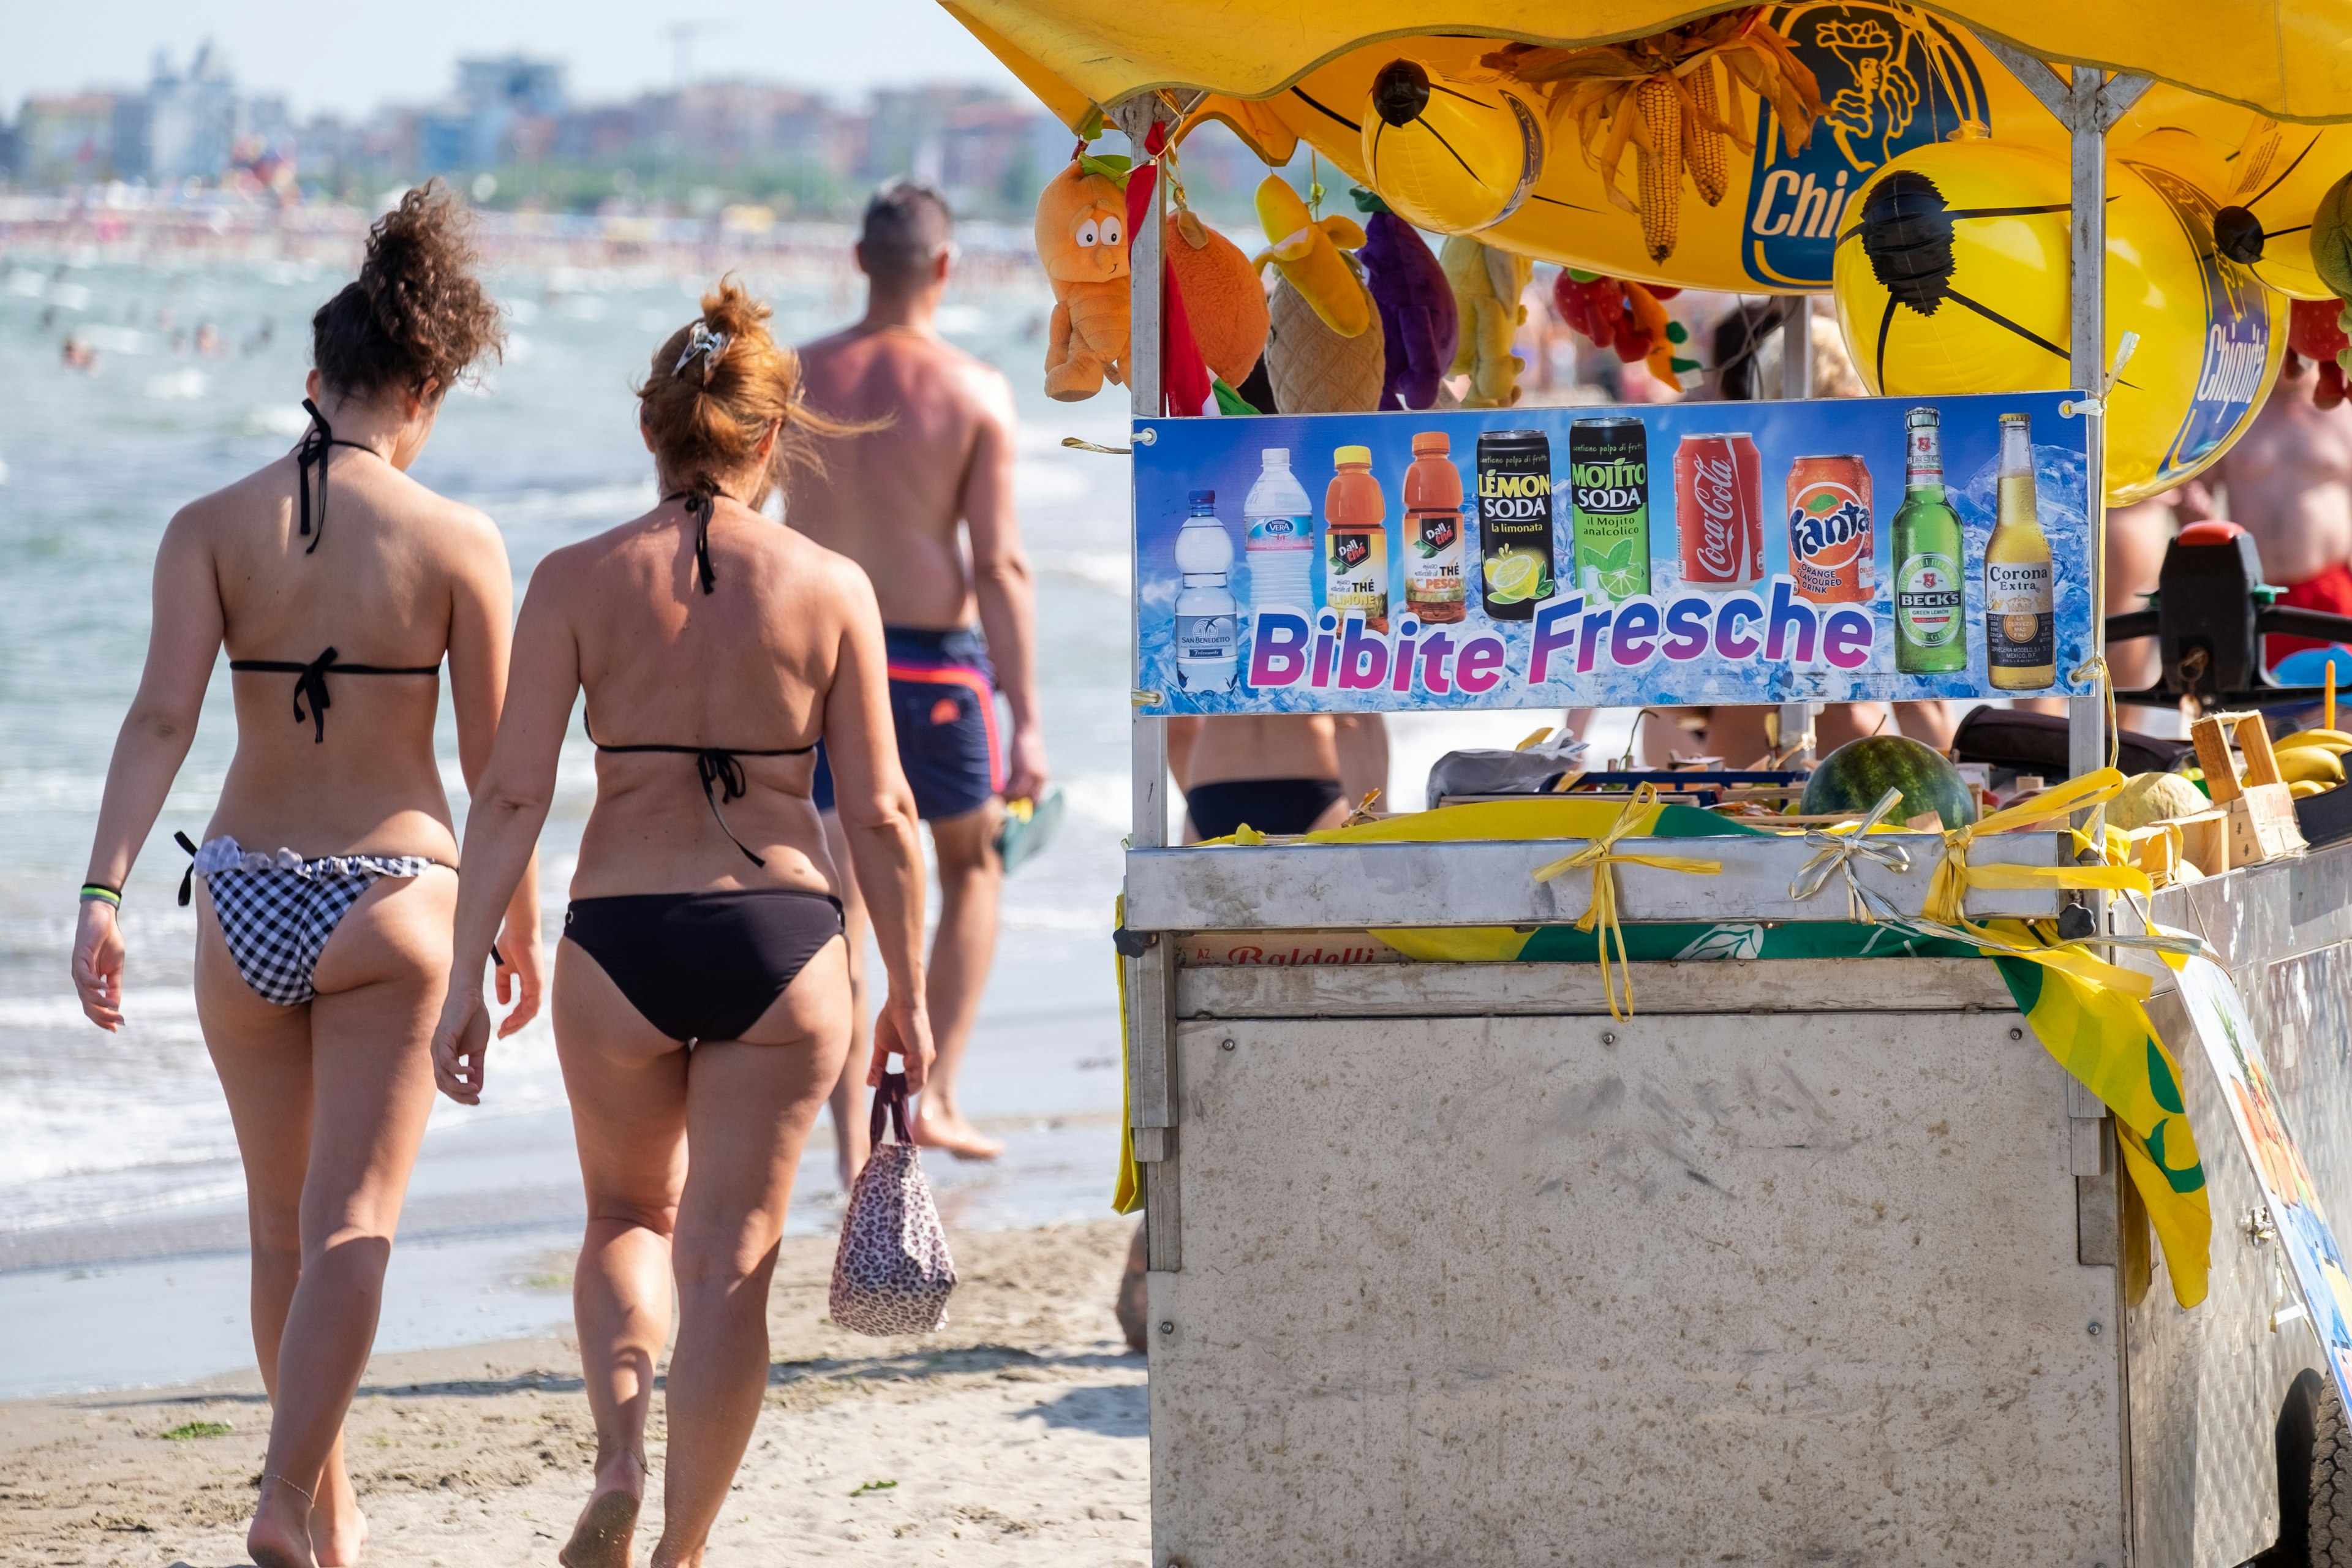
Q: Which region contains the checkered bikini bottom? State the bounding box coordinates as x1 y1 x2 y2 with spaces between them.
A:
190 836 438 1006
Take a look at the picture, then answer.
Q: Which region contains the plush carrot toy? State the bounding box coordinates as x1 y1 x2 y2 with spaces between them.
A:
1035 159 1131 401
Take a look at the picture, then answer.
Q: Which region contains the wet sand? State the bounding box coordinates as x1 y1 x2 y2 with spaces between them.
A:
0 1219 1147 1566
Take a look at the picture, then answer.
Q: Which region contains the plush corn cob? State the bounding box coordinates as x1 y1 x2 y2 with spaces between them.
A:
1684 62 1727 207
1634 75 1683 261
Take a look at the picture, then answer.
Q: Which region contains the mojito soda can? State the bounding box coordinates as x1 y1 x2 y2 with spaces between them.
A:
1475 429 1554 620
1569 415 1651 604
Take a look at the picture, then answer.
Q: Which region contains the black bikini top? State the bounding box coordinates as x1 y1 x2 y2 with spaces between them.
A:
225 405 438 742
228 646 440 743
590 477 813 864
586 715 814 868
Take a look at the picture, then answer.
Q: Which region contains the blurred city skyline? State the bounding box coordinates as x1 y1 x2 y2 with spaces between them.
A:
1 0 1021 123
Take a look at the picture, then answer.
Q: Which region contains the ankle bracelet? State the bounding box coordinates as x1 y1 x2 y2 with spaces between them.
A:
262 1471 317 1508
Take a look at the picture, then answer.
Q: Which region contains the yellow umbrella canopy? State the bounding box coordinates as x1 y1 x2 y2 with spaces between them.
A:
947 0 2352 295
944 0 2352 128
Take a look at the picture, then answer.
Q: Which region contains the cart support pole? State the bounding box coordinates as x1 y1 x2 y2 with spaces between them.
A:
1778 296 1815 765
1115 93 1182 1272
1977 40 2148 782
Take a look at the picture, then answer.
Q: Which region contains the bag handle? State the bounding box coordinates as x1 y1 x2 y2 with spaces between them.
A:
868 1071 913 1147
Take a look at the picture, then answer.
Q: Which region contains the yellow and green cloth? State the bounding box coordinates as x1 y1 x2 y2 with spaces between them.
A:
1121 785 2214 1303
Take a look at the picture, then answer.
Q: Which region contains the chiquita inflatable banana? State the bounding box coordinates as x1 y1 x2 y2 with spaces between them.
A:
1830 137 2284 505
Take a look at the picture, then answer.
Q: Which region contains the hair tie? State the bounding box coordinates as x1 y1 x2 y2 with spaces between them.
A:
677 322 730 383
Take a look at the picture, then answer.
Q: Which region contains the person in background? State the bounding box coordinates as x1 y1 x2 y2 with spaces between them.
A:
429 280 933 1568
2177 349 2352 668
1167 715 1389 840
70 185 538 1568
792 179 1048 1166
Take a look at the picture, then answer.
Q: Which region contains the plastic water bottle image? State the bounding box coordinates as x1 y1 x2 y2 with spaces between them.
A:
1243 448 1316 616
1174 489 1238 693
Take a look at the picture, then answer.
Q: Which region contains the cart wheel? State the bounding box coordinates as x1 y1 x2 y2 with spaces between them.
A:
2261 1369 2352 1567
2314 1374 2352 1568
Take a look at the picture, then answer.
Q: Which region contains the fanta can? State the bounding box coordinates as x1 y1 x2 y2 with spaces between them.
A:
1785 454 1873 604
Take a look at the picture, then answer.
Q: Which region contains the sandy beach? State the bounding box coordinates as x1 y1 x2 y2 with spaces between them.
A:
0 1219 1147 1567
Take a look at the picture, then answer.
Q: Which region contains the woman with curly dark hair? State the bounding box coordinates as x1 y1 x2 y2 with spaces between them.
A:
69 182 542 1568
428 276 932 1568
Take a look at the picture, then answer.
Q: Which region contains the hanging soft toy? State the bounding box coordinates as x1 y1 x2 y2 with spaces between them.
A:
1354 190 1458 410
1253 175 1370 337
1442 235 1530 409
1552 270 1698 392
2288 296 2351 408
1265 274 1387 413
1035 156 1131 401
1164 205 1268 388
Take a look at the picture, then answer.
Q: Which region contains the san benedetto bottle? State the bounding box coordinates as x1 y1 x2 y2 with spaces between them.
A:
1985 411 2056 690
1892 406 1967 674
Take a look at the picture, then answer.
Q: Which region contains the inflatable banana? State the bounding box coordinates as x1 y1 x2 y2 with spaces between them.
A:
1831 138 2283 505
1256 4 2050 293
1359 57 1546 235
2111 86 2352 301
1253 175 1371 337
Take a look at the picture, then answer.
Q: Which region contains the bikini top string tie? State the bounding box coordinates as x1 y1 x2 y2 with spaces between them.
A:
693 749 764 866
663 484 723 595
293 399 374 556
292 646 339 743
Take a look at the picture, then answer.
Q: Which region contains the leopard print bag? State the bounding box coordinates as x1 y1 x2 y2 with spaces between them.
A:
829 1072 957 1335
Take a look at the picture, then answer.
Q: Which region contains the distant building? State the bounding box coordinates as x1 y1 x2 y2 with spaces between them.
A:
147 43 238 183
423 55 568 174
14 92 124 185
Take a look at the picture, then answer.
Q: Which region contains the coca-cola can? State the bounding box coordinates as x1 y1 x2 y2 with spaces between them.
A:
1673 433 1763 588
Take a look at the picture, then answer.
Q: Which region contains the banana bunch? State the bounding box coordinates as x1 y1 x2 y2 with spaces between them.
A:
1485 9 1823 263
2275 728 2352 796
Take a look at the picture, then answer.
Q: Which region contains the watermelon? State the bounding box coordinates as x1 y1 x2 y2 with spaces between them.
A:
1800 735 1978 829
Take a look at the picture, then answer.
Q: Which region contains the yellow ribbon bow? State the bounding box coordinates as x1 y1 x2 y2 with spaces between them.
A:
1921 767 2149 926
1530 784 1722 1022
1789 785 1912 923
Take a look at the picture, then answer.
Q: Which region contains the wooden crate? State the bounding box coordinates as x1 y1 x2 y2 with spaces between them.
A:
2192 712 2309 867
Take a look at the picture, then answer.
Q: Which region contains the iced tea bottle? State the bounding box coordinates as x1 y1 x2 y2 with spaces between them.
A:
1324 445 1389 633
1402 432 1466 624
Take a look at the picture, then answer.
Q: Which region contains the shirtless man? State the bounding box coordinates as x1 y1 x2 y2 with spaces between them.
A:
2179 350 2352 666
1166 715 1387 841
792 180 1048 1165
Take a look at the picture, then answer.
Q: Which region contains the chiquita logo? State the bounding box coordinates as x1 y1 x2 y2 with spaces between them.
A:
1743 3 1991 288
2125 160 2277 481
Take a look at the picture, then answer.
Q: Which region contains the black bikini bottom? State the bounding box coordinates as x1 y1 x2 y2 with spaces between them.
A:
1185 777 1345 840
564 889 844 1045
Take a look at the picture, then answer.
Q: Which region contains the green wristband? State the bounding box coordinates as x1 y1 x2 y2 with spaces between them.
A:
80 883 122 908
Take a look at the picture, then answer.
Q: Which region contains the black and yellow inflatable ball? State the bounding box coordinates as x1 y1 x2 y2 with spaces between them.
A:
1833 138 2285 505
1360 59 1547 236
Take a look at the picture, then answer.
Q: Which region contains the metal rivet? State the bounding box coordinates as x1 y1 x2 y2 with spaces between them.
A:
1220 1037 1235 1051
1158 1320 1174 1335
2008 1027 2024 1041
2088 1321 2103 1336
1600 1031 1617 1046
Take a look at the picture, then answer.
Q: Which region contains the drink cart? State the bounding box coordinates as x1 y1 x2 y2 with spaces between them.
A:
944 1 2352 1560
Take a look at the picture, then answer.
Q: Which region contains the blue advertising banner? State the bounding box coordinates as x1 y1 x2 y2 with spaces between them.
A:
1133 391 2095 715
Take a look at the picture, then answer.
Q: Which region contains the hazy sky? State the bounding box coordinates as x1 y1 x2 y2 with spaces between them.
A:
2 0 1024 118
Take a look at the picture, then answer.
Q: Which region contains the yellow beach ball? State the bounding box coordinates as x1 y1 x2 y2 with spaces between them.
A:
1833 139 2284 505
1360 58 1546 236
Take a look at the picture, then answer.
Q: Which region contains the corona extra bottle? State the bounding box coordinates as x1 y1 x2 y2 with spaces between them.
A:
1985 412 2055 690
